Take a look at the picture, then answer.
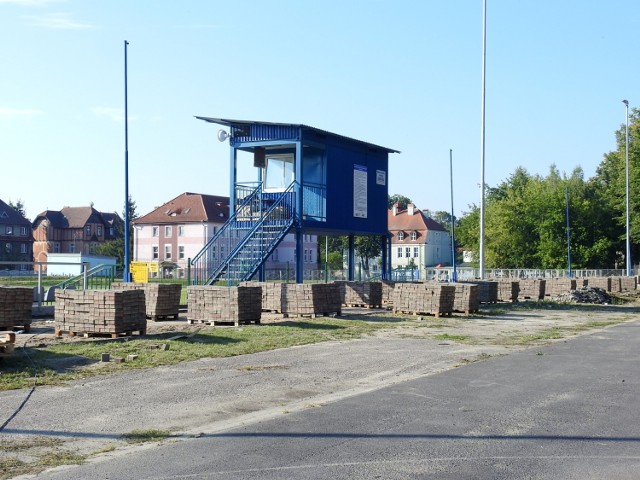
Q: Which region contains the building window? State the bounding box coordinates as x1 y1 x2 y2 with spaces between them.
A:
411 232 417 241
165 226 172 237
414 247 419 257
90 243 97 254
97 226 102 236
20 226 27 236
5 243 11 253
152 246 159 259
304 249 308 262
178 226 184 237
152 226 159 237
54 242 60 253
19 243 27 254
398 231 404 241
164 244 172 259
397 247 403 258
85 225 91 236
178 245 185 260
69 243 75 253
405 247 411 258
264 153 295 191
6 226 13 235
109 227 115 236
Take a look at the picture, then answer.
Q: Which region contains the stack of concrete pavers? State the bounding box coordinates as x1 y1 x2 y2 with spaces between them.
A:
518 279 546 300
619 276 637 292
280 283 342 318
0 286 32 332
450 283 480 313
334 281 383 308
54 289 146 337
381 280 396 306
240 281 286 312
392 282 455 317
496 280 519 302
587 277 612 292
187 285 262 326
112 282 182 320
545 278 577 296
461 280 497 304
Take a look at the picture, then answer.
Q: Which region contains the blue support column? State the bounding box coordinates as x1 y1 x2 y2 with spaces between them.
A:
295 141 304 283
229 146 237 213
381 235 387 280
348 235 355 281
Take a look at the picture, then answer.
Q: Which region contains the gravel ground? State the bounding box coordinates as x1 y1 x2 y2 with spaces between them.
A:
1 302 639 478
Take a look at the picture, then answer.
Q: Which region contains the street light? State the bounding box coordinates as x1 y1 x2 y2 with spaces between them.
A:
623 99 631 276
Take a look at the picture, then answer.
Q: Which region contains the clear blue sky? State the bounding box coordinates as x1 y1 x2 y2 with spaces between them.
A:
2 0 638 222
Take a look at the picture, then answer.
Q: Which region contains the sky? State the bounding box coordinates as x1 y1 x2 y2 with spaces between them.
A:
1 0 639 222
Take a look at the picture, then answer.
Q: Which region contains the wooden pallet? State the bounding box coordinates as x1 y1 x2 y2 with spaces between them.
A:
148 313 180 321
343 304 383 309
0 325 30 333
186 318 261 327
282 311 342 319
393 310 453 318
54 329 146 339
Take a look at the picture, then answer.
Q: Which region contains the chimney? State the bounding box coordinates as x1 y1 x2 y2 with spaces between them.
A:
392 203 399 216
423 208 430 218
407 203 415 216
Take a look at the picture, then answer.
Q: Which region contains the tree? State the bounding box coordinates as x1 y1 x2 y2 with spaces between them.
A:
95 196 138 266
8 199 26 218
388 194 412 209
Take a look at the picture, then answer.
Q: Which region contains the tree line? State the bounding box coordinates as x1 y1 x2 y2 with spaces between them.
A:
456 108 639 269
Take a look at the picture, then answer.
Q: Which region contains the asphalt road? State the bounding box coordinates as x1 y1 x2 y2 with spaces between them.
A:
40 319 640 480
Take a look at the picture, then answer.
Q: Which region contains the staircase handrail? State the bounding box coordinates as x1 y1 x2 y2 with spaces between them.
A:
190 182 263 266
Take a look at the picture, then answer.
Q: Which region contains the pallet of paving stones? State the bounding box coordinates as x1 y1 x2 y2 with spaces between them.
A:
112 282 182 321
187 285 262 326
545 278 577 296
0 286 33 332
381 280 396 305
461 280 497 304
449 282 480 314
240 281 284 312
54 289 147 338
518 279 546 300
495 280 520 302
279 283 342 318
618 276 636 292
392 282 455 317
586 277 612 292
0 331 16 357
333 281 383 308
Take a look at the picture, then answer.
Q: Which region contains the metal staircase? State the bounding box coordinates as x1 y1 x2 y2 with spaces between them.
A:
190 182 295 285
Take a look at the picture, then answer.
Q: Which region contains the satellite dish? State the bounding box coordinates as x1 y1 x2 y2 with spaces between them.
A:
217 129 230 142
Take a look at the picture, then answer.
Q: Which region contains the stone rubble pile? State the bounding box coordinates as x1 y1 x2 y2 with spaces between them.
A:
551 286 612 304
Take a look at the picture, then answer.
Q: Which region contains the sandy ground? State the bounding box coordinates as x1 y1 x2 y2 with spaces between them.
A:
2 300 639 478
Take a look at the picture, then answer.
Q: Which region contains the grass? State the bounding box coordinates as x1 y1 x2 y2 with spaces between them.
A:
0 437 85 480
0 317 391 391
122 429 173 444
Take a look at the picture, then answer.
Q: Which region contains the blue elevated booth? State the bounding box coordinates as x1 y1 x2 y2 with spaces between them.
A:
191 118 398 284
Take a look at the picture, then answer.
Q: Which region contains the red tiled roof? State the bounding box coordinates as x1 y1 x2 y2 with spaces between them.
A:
388 207 447 244
134 192 229 225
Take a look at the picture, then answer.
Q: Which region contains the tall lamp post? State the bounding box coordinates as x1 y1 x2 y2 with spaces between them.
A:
124 40 131 282
479 0 487 279
623 99 631 276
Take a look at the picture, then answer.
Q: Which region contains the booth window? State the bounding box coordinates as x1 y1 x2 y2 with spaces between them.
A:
264 154 294 191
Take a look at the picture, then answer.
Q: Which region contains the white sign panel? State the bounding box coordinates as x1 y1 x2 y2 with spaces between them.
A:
376 169 386 186
353 164 368 218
